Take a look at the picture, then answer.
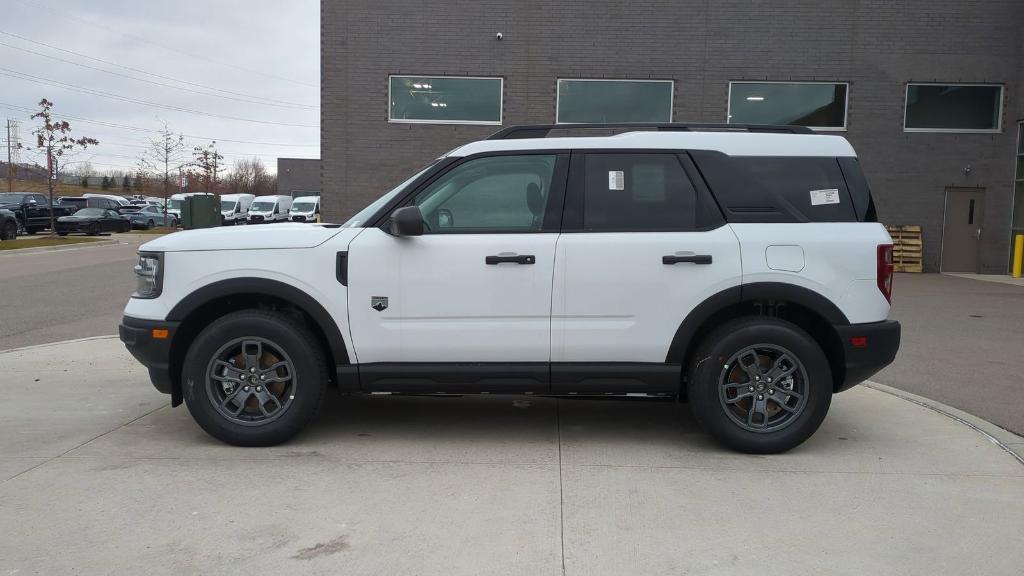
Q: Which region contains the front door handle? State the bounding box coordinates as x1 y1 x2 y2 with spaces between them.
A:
663 254 712 265
486 254 536 265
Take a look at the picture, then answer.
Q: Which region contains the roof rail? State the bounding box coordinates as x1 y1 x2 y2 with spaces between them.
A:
486 123 815 140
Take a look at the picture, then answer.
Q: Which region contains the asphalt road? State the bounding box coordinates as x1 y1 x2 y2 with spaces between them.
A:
1 239 1022 434
0 236 142 350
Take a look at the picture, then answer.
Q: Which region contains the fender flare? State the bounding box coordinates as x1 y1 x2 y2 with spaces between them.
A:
665 282 849 363
166 277 350 364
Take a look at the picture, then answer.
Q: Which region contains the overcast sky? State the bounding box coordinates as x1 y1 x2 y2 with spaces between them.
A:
1 0 319 175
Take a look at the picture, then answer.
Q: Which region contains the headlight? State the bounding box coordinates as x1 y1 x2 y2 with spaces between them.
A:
133 252 163 299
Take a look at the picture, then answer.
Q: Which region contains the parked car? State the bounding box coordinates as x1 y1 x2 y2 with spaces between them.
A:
289 196 320 222
120 123 901 453
56 208 131 235
220 194 255 225
0 192 76 234
83 193 132 210
0 208 17 240
57 196 125 214
247 195 293 223
125 205 178 230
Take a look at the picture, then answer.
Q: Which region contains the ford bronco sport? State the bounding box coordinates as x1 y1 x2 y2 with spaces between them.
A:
120 123 900 453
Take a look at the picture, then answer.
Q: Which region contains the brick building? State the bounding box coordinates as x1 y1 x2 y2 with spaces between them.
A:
276 158 321 198
322 0 1024 272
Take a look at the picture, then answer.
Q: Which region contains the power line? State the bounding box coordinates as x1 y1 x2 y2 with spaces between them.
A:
1 101 320 147
0 39 317 111
0 29 318 109
0 67 318 128
16 0 318 89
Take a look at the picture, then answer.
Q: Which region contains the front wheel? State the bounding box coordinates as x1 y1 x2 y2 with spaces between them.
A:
146 219 155 230
182 310 328 446
0 220 16 240
688 317 832 454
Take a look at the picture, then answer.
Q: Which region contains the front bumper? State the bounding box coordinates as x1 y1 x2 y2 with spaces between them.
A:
834 320 901 392
119 316 181 403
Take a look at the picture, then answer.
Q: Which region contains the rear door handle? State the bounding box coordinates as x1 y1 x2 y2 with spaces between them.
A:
663 254 712 265
486 254 536 265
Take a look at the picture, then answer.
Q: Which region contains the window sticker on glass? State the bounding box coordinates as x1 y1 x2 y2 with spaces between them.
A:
608 170 625 191
809 188 840 206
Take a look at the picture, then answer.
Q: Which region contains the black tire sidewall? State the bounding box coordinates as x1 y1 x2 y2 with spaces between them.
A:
0 221 14 240
182 311 327 446
690 319 832 454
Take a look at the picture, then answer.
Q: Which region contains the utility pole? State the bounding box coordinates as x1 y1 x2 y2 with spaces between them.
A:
6 119 13 193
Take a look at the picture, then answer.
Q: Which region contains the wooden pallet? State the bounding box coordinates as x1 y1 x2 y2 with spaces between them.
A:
885 225 923 273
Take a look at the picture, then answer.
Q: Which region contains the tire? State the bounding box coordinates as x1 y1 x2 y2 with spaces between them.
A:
147 219 155 230
58 232 68 237
0 220 15 240
182 309 328 446
687 317 832 454
25 227 37 235
87 223 100 236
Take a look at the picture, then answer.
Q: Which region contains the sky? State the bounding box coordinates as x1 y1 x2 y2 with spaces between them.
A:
0 0 319 175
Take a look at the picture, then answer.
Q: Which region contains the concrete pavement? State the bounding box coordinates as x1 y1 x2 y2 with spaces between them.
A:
2 337 1022 575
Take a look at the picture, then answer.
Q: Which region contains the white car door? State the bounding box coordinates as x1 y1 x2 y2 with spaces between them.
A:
550 151 742 393
346 153 569 392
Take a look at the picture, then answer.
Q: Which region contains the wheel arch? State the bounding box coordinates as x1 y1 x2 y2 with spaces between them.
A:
667 282 849 393
165 278 350 404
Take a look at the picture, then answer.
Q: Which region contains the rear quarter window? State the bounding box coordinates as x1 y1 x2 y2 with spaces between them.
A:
690 152 858 223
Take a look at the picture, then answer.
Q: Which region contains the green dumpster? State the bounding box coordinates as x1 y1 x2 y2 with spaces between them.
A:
181 194 221 229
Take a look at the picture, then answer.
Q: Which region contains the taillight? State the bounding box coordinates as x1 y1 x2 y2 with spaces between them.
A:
877 244 894 303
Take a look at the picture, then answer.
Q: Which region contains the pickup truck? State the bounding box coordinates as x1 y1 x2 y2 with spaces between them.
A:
0 192 76 234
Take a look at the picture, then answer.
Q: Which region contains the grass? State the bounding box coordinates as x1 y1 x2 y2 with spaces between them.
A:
0 236 104 251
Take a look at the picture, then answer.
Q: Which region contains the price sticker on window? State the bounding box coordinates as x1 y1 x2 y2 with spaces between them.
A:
809 188 840 205
608 170 625 191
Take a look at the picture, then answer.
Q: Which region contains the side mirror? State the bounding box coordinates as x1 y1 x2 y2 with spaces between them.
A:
28 199 37 206
388 206 424 237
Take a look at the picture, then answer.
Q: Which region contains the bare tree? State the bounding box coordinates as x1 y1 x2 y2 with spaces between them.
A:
191 141 224 192
138 120 186 212
30 99 98 234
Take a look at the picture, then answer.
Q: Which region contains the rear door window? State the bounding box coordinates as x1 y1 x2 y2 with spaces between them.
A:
581 153 709 231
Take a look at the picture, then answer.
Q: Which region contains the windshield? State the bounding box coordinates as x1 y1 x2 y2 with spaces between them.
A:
251 201 275 211
168 199 182 210
291 202 316 212
74 208 105 217
221 200 237 211
0 193 27 203
341 162 438 228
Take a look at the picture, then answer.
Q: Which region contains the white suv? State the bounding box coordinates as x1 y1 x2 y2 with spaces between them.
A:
120 123 900 453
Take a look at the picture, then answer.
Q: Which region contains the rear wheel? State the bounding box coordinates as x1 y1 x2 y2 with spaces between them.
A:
146 219 155 230
182 310 328 446
87 223 100 236
688 317 832 454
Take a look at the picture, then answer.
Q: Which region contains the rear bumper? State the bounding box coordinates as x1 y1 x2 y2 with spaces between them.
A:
119 315 180 400
834 320 901 392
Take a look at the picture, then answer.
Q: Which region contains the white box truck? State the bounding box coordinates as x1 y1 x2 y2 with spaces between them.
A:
248 195 292 224
288 196 320 222
220 194 255 225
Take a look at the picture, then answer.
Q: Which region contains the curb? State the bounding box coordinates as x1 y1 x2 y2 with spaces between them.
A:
0 238 118 255
0 334 119 355
865 381 1024 467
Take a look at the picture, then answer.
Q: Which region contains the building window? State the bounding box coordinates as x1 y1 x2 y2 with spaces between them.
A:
727 82 848 130
556 79 673 124
904 84 1003 132
389 76 502 125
